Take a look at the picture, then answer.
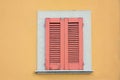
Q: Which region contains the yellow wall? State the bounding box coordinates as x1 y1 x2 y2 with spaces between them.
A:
0 0 120 80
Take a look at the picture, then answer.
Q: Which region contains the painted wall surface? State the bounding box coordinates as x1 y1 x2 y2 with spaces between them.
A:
0 0 120 80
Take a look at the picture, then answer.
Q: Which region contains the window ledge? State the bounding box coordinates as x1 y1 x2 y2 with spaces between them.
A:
35 70 93 74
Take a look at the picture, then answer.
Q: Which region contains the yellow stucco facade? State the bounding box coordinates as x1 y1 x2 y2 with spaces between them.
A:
0 0 120 80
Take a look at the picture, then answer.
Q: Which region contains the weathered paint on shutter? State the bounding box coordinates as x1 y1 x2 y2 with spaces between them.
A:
64 18 83 70
45 18 64 70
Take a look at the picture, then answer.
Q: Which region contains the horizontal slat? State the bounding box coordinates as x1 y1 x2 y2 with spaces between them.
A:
68 22 79 24
50 22 60 24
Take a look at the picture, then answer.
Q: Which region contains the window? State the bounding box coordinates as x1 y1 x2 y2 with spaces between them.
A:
36 11 92 74
45 18 83 70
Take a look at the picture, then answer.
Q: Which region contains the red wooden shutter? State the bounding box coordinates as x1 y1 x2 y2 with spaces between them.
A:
45 18 64 70
64 18 83 70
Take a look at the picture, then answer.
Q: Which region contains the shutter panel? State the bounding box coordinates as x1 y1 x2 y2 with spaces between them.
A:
45 18 64 70
65 18 83 70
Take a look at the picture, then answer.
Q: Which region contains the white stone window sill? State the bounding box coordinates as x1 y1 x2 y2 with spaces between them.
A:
35 70 93 74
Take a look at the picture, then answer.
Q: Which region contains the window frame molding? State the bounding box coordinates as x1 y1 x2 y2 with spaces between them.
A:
36 10 92 74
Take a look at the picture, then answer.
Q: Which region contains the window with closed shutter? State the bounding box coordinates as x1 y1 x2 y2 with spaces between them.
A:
45 18 83 70
36 11 92 74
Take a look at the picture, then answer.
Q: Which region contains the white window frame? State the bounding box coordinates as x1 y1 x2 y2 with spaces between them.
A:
36 11 92 74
